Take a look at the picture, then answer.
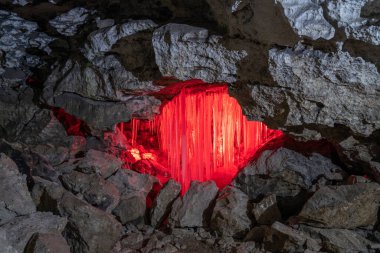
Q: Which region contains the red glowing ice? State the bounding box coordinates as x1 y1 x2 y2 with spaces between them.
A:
115 82 282 192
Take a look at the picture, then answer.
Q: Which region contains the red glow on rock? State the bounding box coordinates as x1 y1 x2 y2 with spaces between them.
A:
113 82 282 193
52 108 90 137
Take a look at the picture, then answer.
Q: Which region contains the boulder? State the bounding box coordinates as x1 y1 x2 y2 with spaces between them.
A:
76 149 123 178
210 186 251 238
152 23 247 83
0 212 67 252
233 147 343 217
299 183 380 229
252 194 281 225
150 179 181 228
108 169 157 198
112 192 146 225
264 222 321 252
0 229 19 253
0 153 36 225
49 7 91 36
169 180 218 227
24 233 70 253
37 183 123 253
61 170 120 212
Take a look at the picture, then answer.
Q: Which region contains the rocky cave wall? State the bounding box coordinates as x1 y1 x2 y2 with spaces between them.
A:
0 1 380 253
0 0 379 178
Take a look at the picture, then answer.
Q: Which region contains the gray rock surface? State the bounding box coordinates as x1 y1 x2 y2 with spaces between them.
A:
327 0 380 45
232 147 342 215
276 0 335 40
38 183 123 253
108 169 157 198
76 149 122 178
264 221 321 252
0 212 67 252
61 170 120 212
252 194 281 225
299 183 380 228
300 226 379 253
0 10 54 73
24 233 70 253
112 192 146 225
210 186 251 238
49 7 91 36
42 21 162 131
0 229 18 253
169 180 218 228
150 179 181 228
152 23 247 83
267 44 380 138
0 153 36 225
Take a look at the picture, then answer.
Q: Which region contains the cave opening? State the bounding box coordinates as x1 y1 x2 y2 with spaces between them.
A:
106 81 283 193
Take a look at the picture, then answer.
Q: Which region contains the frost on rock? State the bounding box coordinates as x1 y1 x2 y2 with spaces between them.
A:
152 23 248 83
49 7 91 36
267 44 380 137
276 0 335 40
0 10 54 77
10 0 32 6
327 0 380 45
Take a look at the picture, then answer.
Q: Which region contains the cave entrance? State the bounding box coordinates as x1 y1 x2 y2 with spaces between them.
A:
107 81 283 192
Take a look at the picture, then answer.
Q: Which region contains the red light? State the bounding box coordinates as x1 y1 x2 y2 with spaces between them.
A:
113 82 282 193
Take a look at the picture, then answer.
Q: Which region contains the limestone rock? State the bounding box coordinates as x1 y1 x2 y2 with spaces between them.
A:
327 0 380 45
37 183 123 253
232 147 341 216
150 179 181 228
0 212 67 252
0 10 54 70
252 194 281 225
152 23 247 83
108 169 157 198
169 180 218 227
76 149 122 179
0 153 36 225
61 170 120 212
112 192 146 225
210 186 251 238
0 229 19 253
264 222 321 252
24 233 70 253
299 183 380 229
267 44 380 138
276 0 335 40
49 7 91 36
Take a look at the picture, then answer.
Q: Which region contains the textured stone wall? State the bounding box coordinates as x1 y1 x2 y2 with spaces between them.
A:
0 0 379 175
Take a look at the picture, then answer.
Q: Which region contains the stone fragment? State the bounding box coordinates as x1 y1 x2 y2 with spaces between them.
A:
24 233 70 253
169 180 218 227
61 170 120 212
112 192 146 225
327 0 380 45
299 183 380 229
49 7 90 36
108 169 157 197
252 194 281 225
0 212 67 252
0 153 36 225
264 222 321 252
150 179 181 228
210 186 251 238
152 23 247 83
37 184 123 253
276 0 335 40
76 149 122 178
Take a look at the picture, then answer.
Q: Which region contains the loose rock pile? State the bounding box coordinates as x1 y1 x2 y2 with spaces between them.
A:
1 131 380 253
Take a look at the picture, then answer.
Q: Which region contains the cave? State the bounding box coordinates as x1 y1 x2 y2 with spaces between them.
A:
1 1 380 253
